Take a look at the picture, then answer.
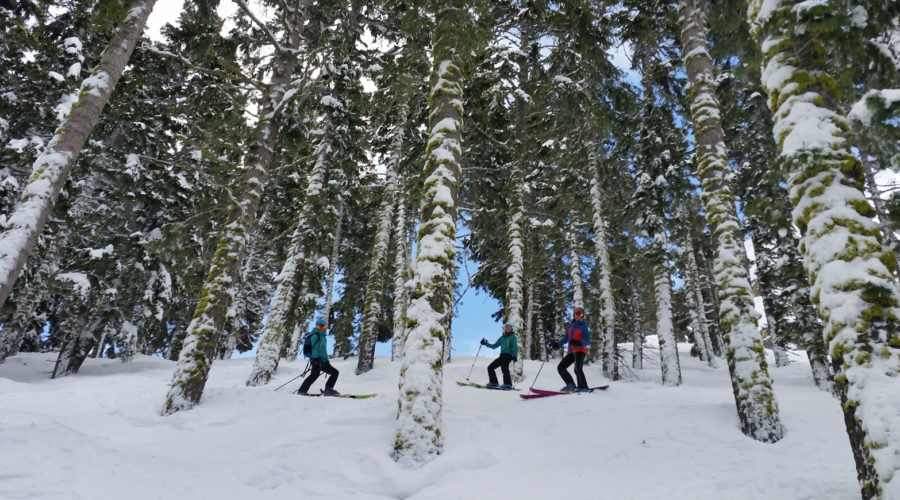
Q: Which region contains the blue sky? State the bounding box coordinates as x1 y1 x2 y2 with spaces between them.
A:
372 275 503 358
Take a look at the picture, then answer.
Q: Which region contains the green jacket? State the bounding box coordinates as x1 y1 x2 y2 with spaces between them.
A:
486 332 519 359
307 329 329 360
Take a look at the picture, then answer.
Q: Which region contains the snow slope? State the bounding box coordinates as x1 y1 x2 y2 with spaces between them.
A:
1 343 857 500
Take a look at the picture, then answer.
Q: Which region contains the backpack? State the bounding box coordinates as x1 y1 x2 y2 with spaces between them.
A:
302 334 314 359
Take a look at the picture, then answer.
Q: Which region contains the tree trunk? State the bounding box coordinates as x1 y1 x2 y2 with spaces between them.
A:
749 0 900 492
697 245 725 356
52 313 102 378
358 119 405 373
391 200 410 362
221 215 268 360
553 268 566 359
683 254 707 363
162 3 309 413
392 3 467 467
566 213 585 309
506 10 532 379
321 202 345 323
536 315 547 361
506 193 526 378
744 234 789 367
685 238 716 366
754 247 790 368
524 281 535 360
681 0 784 442
631 273 643 370
443 314 453 364
0 232 60 363
588 150 617 378
653 231 681 386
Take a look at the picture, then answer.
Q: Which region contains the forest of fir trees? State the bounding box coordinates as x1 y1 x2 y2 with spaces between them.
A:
2 0 900 497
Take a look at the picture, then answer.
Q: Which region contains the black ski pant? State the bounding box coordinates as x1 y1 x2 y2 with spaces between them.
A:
558 351 588 389
298 358 339 393
488 353 514 385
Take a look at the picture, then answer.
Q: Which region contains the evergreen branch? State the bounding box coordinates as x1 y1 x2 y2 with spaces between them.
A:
139 43 264 91
450 245 473 315
234 0 300 55
467 124 509 147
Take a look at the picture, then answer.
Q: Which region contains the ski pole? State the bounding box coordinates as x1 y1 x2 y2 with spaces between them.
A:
274 362 309 392
465 344 483 381
530 338 552 389
530 357 546 390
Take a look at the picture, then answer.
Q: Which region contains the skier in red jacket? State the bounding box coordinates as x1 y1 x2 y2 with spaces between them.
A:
552 307 591 392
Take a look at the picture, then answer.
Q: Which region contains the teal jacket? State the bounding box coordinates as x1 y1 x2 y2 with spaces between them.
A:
486 332 519 359
306 329 329 360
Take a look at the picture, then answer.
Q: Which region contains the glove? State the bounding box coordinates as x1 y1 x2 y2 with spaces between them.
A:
480 338 488 346
571 340 582 347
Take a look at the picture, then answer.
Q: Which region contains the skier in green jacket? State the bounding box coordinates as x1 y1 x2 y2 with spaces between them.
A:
481 323 519 389
297 318 340 396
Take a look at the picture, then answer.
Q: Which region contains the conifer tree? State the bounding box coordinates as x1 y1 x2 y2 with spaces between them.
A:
0 0 157 310
358 105 406 373
632 42 685 386
680 0 784 442
748 0 900 493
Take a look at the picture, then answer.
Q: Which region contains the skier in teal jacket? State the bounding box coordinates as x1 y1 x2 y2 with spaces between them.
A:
481 323 519 389
297 318 340 396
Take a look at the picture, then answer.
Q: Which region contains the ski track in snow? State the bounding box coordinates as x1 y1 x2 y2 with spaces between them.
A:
0 342 857 500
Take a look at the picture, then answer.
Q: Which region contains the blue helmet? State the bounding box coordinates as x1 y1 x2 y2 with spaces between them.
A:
504 323 514 331
315 318 326 326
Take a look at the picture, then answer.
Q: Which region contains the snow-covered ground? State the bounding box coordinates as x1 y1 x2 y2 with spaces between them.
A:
1 342 857 500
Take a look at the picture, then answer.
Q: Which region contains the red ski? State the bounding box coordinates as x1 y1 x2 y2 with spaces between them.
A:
519 385 609 400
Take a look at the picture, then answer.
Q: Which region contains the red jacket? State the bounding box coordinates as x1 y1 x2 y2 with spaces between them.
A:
560 319 590 354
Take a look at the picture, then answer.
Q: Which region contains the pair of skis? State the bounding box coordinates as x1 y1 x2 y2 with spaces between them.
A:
296 390 377 399
457 380 610 399
456 381 520 391
519 385 610 400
